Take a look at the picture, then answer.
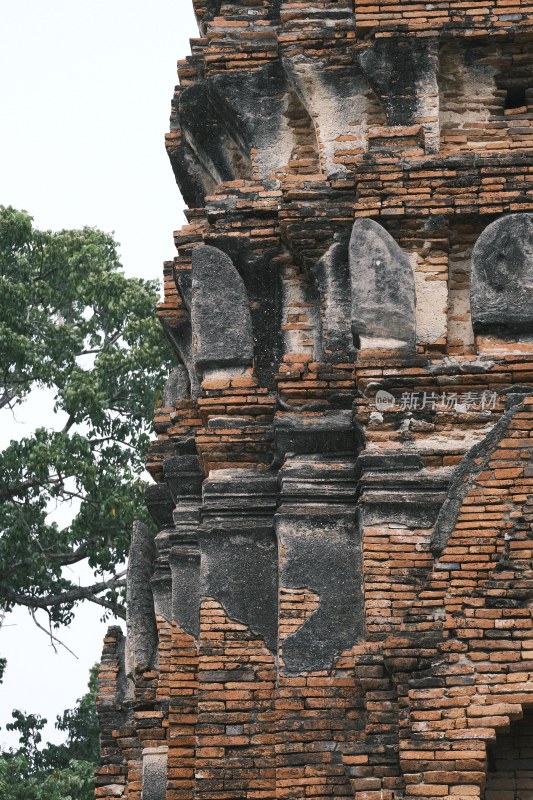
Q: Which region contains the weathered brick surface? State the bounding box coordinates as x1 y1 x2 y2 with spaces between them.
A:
355 0 533 36
97 2 533 799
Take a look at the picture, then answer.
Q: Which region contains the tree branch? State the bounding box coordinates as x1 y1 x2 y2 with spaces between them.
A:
0 390 17 411
0 574 127 619
0 475 63 501
62 414 75 434
58 489 100 507
30 610 79 659
0 544 90 583
80 328 123 356
87 436 136 449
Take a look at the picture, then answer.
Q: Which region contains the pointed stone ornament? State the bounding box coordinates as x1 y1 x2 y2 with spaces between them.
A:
311 241 357 362
126 521 158 676
191 245 253 372
349 218 416 350
471 213 533 335
163 365 190 406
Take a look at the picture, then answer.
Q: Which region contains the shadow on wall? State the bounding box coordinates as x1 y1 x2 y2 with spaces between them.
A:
484 708 533 799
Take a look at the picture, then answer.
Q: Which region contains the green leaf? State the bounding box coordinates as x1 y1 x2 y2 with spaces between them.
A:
0 205 173 623
0 667 101 800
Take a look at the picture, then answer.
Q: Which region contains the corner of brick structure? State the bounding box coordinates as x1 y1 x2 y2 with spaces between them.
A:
96 3 533 799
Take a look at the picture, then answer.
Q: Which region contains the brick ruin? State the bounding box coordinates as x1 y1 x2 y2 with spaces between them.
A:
96 3 533 800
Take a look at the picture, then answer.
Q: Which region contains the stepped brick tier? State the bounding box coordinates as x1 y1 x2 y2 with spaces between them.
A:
96 3 533 800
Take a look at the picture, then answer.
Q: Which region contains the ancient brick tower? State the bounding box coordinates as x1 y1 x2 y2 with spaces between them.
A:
96 3 533 800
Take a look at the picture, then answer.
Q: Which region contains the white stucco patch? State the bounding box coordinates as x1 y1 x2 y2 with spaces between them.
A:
448 288 475 347
415 272 448 344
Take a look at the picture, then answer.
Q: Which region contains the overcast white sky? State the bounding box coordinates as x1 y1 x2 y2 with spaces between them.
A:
0 1 198 747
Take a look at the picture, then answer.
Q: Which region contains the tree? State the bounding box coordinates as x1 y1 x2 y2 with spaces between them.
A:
0 756 94 800
0 205 171 625
0 666 99 800
46 665 100 768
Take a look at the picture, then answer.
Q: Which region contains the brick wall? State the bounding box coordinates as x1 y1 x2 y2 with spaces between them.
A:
96 1 533 799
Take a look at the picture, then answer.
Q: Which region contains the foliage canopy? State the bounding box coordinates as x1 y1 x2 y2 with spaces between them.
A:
0 205 171 624
0 666 99 800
